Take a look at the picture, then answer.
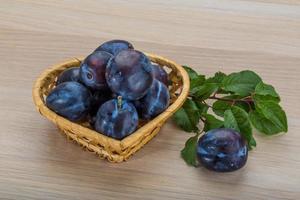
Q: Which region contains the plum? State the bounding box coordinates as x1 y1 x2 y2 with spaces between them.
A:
79 51 112 90
150 64 168 86
197 128 248 172
46 82 92 122
95 97 138 139
95 40 134 56
88 90 113 127
56 67 80 85
88 89 112 126
134 80 170 119
106 49 153 100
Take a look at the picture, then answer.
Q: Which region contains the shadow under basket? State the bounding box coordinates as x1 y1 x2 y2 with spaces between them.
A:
32 53 190 162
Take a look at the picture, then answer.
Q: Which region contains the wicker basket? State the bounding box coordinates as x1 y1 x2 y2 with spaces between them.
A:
32 53 190 162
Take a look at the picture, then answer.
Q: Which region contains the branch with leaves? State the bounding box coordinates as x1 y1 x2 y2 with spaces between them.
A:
173 66 288 166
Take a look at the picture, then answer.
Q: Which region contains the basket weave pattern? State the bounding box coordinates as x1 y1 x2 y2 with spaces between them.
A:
32 53 190 162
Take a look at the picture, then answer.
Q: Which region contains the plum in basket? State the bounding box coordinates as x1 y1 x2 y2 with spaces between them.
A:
46 81 92 122
95 39 134 56
150 64 168 86
80 51 112 90
106 49 153 100
56 67 80 85
134 79 170 120
95 98 138 140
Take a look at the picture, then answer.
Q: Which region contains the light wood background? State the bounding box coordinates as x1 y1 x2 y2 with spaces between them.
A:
1 0 300 199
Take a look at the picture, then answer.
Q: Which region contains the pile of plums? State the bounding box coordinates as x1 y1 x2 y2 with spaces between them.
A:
46 40 170 140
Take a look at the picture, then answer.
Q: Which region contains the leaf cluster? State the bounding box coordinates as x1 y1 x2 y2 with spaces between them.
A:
173 66 288 166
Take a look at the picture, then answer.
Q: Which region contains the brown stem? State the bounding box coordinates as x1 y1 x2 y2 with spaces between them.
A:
208 96 254 111
200 117 206 123
202 101 212 108
209 96 253 104
245 101 253 111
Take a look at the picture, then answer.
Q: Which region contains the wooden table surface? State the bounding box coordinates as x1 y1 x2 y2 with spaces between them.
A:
1 0 300 199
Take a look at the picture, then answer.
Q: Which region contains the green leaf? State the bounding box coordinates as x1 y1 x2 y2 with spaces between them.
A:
212 100 231 117
183 66 205 89
249 137 257 147
235 102 251 112
224 106 256 149
224 109 239 130
255 81 280 99
222 70 262 96
173 99 201 132
181 134 199 166
191 83 219 100
249 111 284 135
254 81 280 103
195 101 209 114
183 65 198 80
190 75 206 89
255 101 288 133
254 94 280 103
206 72 227 85
203 114 223 131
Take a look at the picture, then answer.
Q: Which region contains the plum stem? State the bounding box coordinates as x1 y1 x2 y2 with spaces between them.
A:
117 96 122 110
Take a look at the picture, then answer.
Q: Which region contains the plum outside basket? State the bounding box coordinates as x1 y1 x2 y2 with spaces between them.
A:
32 53 190 162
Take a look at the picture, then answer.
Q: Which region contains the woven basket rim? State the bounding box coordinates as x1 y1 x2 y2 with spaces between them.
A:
32 53 190 150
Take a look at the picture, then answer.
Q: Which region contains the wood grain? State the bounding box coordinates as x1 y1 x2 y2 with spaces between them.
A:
0 0 299 199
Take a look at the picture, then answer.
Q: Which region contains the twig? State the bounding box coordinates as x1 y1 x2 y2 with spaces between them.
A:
202 100 212 108
209 96 254 104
